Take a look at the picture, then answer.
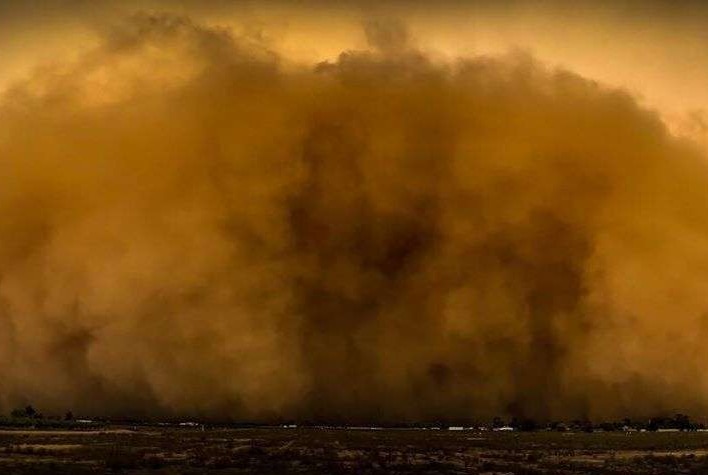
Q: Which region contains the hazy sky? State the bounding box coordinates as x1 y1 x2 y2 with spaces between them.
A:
2 1 708 144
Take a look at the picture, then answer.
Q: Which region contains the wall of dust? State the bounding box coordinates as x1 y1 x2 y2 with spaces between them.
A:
1 12 708 421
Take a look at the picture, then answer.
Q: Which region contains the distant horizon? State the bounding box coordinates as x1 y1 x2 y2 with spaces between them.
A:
5 406 708 429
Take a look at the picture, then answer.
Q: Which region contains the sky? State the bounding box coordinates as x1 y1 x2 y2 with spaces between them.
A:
2 1 708 145
1 0 708 422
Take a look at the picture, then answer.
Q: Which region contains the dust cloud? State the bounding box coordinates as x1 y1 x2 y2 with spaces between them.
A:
1 13 708 422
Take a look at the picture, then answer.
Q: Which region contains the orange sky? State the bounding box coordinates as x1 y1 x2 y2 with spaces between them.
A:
2 1 707 146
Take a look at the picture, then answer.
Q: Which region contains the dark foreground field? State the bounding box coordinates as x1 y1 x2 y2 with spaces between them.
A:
2 427 708 474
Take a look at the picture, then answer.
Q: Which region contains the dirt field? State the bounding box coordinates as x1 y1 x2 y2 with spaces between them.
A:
2 426 708 474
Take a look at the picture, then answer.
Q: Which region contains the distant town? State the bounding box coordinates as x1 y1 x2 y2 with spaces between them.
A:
2 406 706 433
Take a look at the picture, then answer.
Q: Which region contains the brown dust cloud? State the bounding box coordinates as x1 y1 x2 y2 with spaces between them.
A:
2 4 708 423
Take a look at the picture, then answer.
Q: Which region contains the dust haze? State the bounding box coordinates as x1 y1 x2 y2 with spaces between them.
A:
1 9 708 423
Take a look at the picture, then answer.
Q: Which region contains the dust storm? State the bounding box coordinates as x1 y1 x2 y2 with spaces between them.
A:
1 10 708 423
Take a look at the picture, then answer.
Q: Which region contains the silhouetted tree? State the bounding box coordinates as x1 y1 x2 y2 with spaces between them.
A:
648 417 666 431
510 417 538 431
518 419 539 432
9 405 42 420
675 414 691 430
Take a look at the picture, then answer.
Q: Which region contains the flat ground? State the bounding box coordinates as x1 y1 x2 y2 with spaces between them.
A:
2 426 708 474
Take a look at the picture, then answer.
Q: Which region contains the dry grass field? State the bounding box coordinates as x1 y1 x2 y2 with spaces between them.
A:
2 426 708 474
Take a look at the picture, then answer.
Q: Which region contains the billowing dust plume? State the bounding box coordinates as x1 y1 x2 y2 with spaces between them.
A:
2 13 708 422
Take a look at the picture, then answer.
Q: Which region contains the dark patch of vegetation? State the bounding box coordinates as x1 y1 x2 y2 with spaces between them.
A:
0 406 103 430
